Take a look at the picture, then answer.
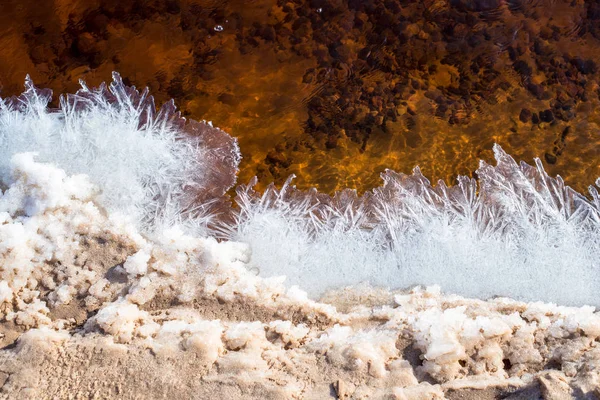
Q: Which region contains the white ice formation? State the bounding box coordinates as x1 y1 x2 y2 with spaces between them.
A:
0 72 240 232
230 148 600 306
1 73 599 307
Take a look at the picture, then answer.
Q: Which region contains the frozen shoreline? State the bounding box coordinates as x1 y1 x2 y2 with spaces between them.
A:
1 75 600 398
1 155 599 399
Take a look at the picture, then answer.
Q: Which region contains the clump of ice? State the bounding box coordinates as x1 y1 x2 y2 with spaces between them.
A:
0 72 240 232
0 153 108 327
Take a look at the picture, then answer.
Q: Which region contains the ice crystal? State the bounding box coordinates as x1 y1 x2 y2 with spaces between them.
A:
0 72 240 232
228 146 600 305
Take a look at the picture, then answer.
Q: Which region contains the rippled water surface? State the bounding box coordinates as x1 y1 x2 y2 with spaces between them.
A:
1 0 600 193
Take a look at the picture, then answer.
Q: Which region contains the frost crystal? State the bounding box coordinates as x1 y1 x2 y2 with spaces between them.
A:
229 146 600 305
0 72 240 232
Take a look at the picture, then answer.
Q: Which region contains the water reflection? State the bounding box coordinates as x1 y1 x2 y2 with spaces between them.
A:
1 0 599 194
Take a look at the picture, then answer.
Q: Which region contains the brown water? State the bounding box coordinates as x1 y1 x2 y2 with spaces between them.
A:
1 0 600 194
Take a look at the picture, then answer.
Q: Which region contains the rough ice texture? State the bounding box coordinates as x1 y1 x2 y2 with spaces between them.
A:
0 72 240 232
229 145 600 306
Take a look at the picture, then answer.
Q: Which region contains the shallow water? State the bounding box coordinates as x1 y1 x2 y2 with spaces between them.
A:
1 0 600 194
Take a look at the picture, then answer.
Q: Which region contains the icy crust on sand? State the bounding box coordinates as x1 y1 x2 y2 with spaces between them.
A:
0 72 240 232
230 145 600 305
1 157 600 399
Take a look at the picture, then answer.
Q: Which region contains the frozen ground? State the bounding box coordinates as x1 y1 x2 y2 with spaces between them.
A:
1 75 599 399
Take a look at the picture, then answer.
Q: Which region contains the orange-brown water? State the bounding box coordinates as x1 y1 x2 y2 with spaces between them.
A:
1 0 600 194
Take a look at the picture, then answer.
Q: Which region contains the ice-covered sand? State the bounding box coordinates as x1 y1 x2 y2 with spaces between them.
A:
1 75 600 399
